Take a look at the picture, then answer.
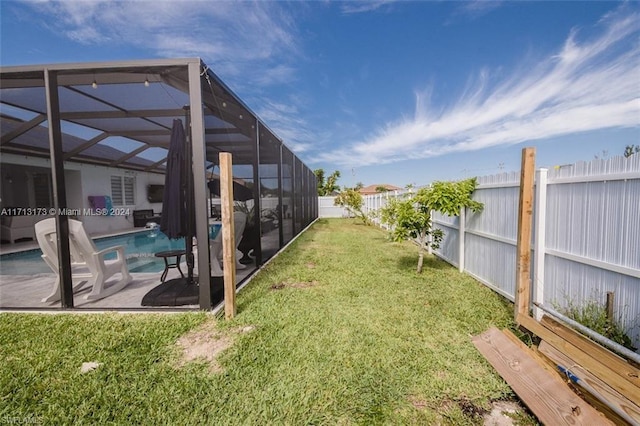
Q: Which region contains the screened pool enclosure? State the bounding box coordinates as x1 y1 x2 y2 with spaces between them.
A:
0 58 317 310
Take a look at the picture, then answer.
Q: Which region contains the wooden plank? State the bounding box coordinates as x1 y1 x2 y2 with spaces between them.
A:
515 147 536 318
473 327 611 425
529 343 632 425
539 341 640 425
540 316 640 388
501 329 566 380
518 314 640 407
219 152 236 319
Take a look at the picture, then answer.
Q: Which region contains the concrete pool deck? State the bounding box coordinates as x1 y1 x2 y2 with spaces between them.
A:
0 262 255 309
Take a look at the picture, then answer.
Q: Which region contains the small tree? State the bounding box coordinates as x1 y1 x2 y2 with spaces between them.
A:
314 169 341 195
624 144 639 158
381 178 483 273
334 188 370 225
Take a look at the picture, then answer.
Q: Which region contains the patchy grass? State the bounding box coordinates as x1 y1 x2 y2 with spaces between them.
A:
0 218 535 424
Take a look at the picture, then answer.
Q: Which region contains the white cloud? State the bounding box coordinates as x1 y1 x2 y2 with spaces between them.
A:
21 0 313 151
256 99 317 154
316 7 640 167
25 1 299 82
340 0 397 14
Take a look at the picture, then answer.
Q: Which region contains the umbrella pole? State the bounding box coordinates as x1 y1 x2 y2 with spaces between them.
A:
184 106 195 285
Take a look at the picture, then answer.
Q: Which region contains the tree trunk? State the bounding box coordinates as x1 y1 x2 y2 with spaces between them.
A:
417 234 425 273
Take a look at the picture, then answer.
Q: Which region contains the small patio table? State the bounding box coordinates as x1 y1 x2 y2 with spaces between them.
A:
155 249 186 282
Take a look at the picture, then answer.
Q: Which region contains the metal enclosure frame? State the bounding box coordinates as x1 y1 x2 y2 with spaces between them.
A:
0 58 318 310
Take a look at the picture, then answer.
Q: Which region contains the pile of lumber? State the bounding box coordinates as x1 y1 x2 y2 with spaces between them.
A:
473 314 640 425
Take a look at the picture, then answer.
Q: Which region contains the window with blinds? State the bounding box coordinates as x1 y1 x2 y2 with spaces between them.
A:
111 176 135 206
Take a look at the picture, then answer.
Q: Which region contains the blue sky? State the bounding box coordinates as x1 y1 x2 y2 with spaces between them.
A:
1 1 638 188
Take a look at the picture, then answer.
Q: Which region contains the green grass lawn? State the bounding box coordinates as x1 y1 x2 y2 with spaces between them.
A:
0 218 533 425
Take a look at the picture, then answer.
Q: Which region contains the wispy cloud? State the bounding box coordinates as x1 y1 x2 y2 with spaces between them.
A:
24 1 299 83
19 0 317 151
455 0 503 18
255 99 317 154
340 0 397 14
315 7 640 167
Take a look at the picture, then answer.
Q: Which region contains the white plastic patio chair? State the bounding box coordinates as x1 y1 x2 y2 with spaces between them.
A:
232 210 248 270
35 218 132 303
211 211 247 271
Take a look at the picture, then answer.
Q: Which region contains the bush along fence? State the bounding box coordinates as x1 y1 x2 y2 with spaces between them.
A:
364 154 640 351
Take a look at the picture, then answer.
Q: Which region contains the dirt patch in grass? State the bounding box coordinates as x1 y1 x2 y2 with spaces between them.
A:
456 397 488 419
306 262 316 269
483 400 528 426
270 280 319 290
289 280 318 289
408 395 429 410
270 283 286 290
175 321 255 373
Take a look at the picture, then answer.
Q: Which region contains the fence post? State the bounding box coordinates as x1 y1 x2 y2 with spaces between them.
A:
459 206 465 273
515 147 536 320
533 168 547 320
428 210 433 255
220 152 237 320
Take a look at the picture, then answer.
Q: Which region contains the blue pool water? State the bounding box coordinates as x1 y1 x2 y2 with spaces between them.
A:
0 224 222 275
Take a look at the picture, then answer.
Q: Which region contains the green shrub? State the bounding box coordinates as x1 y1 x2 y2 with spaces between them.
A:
557 299 636 351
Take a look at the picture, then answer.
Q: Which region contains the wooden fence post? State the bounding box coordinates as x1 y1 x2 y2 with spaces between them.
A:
606 292 615 323
533 168 547 320
515 147 536 320
220 152 237 319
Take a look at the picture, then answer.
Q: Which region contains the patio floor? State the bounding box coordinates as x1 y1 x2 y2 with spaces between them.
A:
0 258 255 309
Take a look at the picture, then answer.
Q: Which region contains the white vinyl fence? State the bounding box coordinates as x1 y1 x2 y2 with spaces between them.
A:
365 155 640 350
318 196 351 218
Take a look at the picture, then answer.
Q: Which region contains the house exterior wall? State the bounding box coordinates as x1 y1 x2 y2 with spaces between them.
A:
1 153 164 235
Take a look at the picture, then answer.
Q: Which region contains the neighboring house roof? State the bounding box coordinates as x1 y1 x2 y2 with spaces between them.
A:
358 184 402 195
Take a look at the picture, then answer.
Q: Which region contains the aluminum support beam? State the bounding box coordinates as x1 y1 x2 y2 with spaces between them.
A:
44 69 73 308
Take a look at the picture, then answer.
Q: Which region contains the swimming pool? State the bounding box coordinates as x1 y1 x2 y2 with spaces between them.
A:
0 224 222 275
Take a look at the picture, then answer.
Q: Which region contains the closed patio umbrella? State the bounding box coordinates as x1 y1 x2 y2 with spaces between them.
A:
160 119 188 240
160 118 196 286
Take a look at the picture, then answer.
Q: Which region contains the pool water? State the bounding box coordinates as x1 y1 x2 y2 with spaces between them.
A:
0 224 222 275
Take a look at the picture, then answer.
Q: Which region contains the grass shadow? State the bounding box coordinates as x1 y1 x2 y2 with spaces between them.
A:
397 254 450 271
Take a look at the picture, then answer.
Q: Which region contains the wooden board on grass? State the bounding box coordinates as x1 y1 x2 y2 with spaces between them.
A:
518 314 640 407
540 315 640 387
538 340 640 425
473 327 612 425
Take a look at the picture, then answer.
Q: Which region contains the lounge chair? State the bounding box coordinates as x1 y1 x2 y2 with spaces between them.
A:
35 218 132 303
210 211 247 273
232 211 248 270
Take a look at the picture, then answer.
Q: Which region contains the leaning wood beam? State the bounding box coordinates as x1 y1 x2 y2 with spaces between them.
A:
220 152 237 319
0 114 46 146
473 327 612 425
515 147 536 319
538 341 640 425
517 314 640 407
540 316 640 389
